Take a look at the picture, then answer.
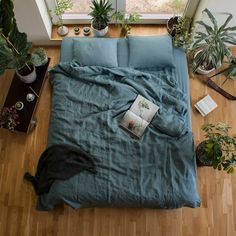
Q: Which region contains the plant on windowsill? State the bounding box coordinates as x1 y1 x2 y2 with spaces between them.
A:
0 106 19 131
89 0 113 37
112 12 141 37
0 0 48 83
191 8 236 75
167 16 193 51
53 0 73 36
196 123 236 174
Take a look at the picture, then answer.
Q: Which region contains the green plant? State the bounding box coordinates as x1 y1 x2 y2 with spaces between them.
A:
200 123 236 173
31 48 48 67
54 0 73 27
172 16 192 50
227 57 236 78
112 11 141 37
0 0 46 75
192 8 236 73
89 0 113 30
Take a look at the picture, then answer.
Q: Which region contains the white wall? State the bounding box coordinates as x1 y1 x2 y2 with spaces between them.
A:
14 0 53 45
207 0 236 27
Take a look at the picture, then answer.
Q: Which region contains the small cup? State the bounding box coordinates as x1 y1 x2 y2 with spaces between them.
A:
83 27 91 36
15 101 24 110
74 27 80 35
26 93 35 102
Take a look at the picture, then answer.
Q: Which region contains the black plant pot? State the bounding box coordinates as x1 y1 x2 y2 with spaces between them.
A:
196 141 213 166
167 16 179 37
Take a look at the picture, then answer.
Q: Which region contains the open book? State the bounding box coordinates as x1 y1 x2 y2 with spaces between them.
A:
120 95 159 138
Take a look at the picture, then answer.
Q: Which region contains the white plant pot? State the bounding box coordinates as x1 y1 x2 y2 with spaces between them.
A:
194 50 215 75
57 25 69 36
16 66 37 84
91 24 108 37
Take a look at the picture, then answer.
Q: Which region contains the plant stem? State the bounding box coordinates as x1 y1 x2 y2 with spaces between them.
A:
1 33 20 55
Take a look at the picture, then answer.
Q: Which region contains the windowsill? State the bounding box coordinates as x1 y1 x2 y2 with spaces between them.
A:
51 24 167 41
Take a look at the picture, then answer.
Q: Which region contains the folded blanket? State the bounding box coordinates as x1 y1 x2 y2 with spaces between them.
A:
24 144 97 195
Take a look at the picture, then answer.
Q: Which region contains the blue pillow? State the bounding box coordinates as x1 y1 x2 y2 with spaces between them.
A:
73 38 118 67
128 35 175 68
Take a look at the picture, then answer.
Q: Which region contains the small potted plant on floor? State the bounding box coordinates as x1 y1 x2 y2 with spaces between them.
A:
192 8 236 75
0 0 48 83
196 123 236 173
0 106 19 131
227 57 236 80
112 11 141 37
54 0 73 36
89 0 113 37
167 16 192 50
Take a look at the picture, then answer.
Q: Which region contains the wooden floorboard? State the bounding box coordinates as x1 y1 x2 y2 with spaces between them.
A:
0 42 236 236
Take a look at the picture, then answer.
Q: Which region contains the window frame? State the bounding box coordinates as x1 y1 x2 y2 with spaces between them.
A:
47 0 200 24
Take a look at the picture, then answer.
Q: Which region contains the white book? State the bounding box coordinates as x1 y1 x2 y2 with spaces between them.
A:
120 95 159 138
194 95 217 117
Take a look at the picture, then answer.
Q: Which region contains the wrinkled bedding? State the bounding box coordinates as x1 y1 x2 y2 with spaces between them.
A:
37 60 200 210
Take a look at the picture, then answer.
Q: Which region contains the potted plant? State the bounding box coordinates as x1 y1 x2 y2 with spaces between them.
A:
0 106 19 131
112 12 141 37
196 123 236 173
31 48 48 66
192 8 236 75
167 16 192 50
0 0 48 83
89 0 113 37
227 57 236 80
54 0 73 36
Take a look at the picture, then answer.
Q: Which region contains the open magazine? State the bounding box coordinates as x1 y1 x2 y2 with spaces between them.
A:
120 95 159 138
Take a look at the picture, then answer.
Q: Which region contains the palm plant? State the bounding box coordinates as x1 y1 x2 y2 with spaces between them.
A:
192 8 236 73
89 0 113 30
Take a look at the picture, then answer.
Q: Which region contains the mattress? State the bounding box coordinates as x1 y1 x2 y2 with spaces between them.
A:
36 37 200 210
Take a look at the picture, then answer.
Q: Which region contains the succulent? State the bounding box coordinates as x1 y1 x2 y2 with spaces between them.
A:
31 48 48 67
89 0 113 30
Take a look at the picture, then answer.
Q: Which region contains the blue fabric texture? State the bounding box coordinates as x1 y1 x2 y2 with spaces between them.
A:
36 61 200 210
128 35 175 68
72 38 118 67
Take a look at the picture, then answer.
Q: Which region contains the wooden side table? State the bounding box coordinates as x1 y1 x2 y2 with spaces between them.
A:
3 59 50 133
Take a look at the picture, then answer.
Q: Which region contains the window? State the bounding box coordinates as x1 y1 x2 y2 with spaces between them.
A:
46 0 199 24
126 0 188 15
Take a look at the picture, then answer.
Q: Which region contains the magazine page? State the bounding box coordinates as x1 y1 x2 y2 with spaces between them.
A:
129 95 159 123
120 110 149 138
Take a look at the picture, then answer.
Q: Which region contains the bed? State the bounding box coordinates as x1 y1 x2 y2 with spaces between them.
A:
37 35 201 210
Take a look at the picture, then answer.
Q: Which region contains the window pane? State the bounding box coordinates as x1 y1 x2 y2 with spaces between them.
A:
126 0 188 14
65 0 92 14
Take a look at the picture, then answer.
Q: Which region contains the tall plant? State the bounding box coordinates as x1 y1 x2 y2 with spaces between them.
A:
54 0 73 27
89 0 113 30
192 8 236 73
112 11 141 37
0 0 46 75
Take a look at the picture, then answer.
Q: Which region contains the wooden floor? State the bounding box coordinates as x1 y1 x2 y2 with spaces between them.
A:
1 38 236 236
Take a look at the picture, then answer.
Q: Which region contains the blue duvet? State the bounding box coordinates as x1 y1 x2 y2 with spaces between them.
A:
37 60 200 210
